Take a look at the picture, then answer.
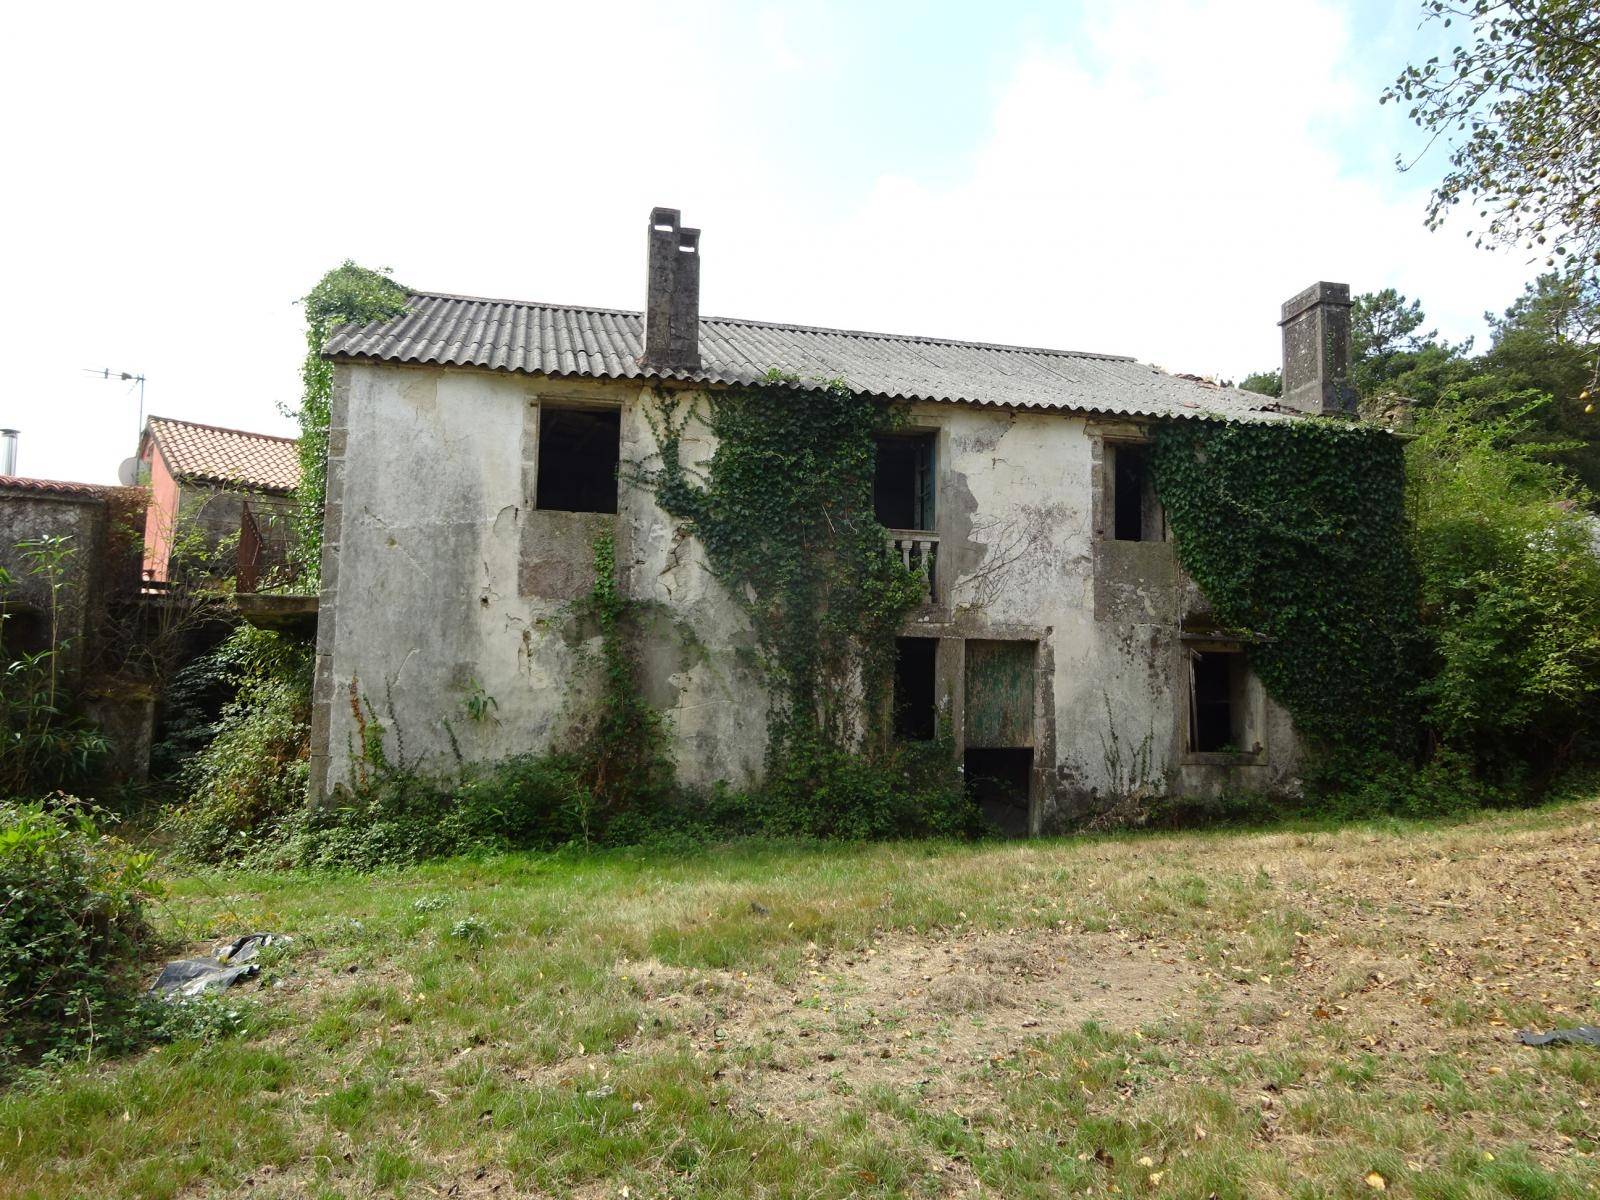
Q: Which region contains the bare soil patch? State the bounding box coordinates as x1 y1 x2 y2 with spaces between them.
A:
619 928 1224 1120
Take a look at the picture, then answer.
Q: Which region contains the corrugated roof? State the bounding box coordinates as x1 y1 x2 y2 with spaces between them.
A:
146 417 300 493
324 291 1295 423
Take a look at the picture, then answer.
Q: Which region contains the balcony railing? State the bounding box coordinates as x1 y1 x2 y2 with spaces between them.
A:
886 530 938 604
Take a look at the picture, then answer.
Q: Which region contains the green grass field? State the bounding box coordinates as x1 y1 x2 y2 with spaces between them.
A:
5 800 1600 1198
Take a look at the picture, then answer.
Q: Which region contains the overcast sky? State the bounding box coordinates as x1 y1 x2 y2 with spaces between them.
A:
1 0 1539 485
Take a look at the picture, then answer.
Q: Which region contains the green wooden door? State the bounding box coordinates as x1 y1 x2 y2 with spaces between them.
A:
964 640 1035 748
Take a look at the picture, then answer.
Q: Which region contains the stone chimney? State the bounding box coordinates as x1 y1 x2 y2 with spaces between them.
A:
1279 282 1356 416
642 206 701 372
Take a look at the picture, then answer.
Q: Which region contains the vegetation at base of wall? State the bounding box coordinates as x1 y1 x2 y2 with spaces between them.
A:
0 798 159 1079
1150 419 1423 758
287 262 409 588
166 626 313 862
1 537 108 797
565 529 676 838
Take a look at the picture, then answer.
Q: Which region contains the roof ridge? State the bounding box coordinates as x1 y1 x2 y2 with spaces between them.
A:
147 415 298 445
0 474 112 494
403 290 1135 363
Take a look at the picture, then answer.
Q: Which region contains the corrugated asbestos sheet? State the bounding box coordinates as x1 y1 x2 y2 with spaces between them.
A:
323 291 1294 423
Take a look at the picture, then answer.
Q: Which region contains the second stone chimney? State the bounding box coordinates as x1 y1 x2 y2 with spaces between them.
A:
1279 282 1356 416
642 207 701 372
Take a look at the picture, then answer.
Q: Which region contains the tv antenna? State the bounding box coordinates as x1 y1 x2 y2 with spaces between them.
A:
84 368 147 440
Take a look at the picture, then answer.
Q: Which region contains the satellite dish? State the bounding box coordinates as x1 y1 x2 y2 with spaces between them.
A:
117 456 139 486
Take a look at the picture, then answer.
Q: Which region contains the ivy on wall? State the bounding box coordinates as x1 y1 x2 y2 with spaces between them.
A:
288 263 409 587
640 379 928 766
572 527 674 829
1150 419 1422 756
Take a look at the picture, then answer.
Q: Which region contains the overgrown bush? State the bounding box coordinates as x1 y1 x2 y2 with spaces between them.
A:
167 626 313 861
0 798 159 1077
1406 398 1600 786
291 752 588 870
748 733 979 840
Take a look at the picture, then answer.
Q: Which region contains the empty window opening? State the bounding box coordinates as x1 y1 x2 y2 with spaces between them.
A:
537 407 621 514
1189 649 1248 753
1110 442 1160 541
893 637 937 741
965 748 1032 837
874 434 936 531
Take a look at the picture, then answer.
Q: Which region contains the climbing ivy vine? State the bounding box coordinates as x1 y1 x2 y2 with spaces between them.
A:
571 528 674 832
640 378 929 771
1150 420 1422 758
288 262 409 587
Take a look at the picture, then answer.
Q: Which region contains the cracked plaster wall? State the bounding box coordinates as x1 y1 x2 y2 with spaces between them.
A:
312 365 1302 820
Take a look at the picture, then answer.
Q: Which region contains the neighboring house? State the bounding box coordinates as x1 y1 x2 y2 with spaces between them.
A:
138 416 300 588
312 207 1357 831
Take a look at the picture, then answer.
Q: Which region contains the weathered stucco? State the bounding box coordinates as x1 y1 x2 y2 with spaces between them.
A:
312 361 1301 825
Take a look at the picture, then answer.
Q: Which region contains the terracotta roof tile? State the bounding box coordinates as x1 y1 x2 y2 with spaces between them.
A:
146 417 299 493
0 475 109 498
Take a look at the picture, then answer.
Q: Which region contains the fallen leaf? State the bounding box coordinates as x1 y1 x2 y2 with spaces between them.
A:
1365 1170 1388 1190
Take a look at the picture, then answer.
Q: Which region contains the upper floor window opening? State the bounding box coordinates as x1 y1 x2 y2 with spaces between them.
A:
536 405 621 514
874 431 936 532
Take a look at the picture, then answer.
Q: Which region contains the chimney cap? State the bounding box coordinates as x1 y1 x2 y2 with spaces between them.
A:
650 206 682 231
1280 281 1351 325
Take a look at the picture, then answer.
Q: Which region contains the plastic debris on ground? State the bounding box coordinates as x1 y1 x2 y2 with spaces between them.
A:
150 933 291 1000
1515 1026 1600 1047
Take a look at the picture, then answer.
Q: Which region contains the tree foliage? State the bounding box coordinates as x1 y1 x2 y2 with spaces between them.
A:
1406 398 1600 782
288 263 409 587
1383 0 1600 269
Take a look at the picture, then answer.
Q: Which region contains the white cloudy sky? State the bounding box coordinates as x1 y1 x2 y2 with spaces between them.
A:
0 0 1537 484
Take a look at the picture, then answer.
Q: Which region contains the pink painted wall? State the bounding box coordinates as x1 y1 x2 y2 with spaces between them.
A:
141 440 180 583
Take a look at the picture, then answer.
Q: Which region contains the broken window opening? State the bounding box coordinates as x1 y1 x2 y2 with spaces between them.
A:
964 747 1032 838
536 406 621 514
1109 442 1160 542
1188 648 1248 753
874 433 936 531
893 637 937 741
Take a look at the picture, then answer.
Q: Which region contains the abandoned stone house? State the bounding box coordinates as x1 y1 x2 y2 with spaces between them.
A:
311 207 1357 832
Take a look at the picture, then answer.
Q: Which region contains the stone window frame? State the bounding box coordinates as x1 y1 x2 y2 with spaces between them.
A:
1090 426 1166 544
1178 636 1268 765
524 393 626 516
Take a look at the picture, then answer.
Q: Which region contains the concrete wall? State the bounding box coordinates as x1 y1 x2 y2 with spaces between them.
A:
312 361 1302 823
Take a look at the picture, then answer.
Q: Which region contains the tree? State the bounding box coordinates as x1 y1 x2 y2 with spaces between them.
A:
1406 397 1600 784
1238 369 1281 398
1383 0 1600 270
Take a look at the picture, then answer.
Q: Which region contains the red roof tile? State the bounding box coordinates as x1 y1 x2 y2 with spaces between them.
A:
0 474 110 498
146 417 299 493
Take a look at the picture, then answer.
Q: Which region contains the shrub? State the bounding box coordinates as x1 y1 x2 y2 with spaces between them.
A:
0 798 159 1077
168 627 312 862
293 752 588 870
747 734 980 841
